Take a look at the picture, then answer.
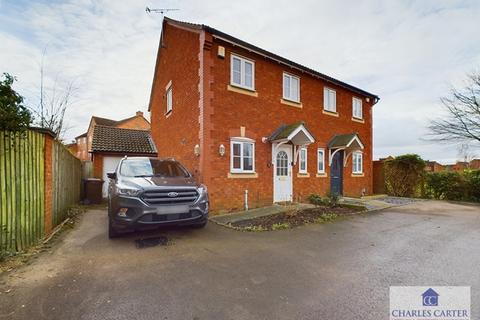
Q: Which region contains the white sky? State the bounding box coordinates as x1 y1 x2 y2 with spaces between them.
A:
1 0 479 164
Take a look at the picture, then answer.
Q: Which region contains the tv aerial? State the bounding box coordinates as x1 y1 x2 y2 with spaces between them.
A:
145 7 179 15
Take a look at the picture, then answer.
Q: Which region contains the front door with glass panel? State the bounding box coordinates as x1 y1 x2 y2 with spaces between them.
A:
273 145 292 202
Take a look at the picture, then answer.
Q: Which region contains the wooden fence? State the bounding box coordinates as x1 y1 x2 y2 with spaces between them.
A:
52 141 82 227
0 129 81 255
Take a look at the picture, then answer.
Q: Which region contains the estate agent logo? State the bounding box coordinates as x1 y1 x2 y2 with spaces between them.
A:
422 288 439 306
390 286 470 320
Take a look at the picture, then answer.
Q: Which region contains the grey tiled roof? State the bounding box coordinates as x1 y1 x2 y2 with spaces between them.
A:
328 133 362 149
163 17 379 101
91 125 157 154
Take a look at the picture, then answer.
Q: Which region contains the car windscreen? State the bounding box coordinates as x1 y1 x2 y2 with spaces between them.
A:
120 159 190 178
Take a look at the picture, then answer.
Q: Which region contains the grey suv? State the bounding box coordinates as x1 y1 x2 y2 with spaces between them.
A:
107 157 208 238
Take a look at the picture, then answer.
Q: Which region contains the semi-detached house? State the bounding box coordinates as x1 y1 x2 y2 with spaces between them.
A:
148 17 380 213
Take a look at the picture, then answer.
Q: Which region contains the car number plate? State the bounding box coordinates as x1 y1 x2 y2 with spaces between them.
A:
156 205 189 215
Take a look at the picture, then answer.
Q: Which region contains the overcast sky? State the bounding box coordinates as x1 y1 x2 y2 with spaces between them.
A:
1 0 479 163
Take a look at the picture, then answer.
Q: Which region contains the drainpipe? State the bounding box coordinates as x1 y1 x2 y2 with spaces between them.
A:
244 189 249 211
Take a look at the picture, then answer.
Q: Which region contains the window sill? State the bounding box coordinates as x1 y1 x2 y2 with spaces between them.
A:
228 172 258 179
351 173 364 177
322 110 339 117
227 85 258 97
352 117 364 123
316 172 327 177
281 98 302 108
297 172 310 178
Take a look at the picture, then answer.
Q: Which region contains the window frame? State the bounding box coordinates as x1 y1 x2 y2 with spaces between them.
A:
230 54 255 91
283 72 300 103
352 97 363 119
299 147 307 174
323 87 337 112
317 148 325 174
230 138 255 173
352 152 363 174
166 83 173 114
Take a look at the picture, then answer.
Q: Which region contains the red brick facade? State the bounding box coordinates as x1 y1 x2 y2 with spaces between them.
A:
149 19 378 213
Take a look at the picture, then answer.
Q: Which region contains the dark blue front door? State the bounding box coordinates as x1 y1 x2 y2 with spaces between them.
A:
330 150 343 196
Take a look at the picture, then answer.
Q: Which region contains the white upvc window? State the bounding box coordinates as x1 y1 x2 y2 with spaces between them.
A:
324 87 337 112
352 152 363 174
231 54 255 90
283 73 300 102
230 139 255 173
317 148 325 173
352 97 363 119
166 83 173 114
299 147 307 173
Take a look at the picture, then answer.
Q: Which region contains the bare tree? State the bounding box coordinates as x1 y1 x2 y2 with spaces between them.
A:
30 49 77 141
457 144 478 165
427 71 480 144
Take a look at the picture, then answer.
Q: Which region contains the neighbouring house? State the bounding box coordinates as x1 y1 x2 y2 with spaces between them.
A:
74 111 151 161
73 111 157 196
148 17 379 212
425 161 445 172
470 159 480 169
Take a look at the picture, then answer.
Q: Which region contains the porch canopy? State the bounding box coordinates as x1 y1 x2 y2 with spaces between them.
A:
268 121 315 164
327 133 364 166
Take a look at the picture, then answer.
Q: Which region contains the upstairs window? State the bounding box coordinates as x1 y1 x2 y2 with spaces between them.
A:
231 138 255 173
283 73 300 102
352 152 363 174
166 83 173 114
352 97 363 119
324 87 336 112
299 147 307 173
231 54 255 90
317 149 325 173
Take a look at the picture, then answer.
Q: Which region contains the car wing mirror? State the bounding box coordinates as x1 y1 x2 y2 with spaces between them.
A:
107 172 116 180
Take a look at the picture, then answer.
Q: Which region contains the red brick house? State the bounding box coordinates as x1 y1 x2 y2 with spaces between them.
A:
149 18 379 213
73 112 157 196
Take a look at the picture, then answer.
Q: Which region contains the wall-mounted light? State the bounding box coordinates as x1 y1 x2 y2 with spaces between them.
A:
219 144 226 157
194 144 200 157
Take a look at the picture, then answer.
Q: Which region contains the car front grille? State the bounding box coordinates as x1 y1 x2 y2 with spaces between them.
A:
141 188 199 205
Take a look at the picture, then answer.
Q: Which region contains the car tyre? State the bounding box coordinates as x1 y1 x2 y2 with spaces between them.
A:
108 218 120 239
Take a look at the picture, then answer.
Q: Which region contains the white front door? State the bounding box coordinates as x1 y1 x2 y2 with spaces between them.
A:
273 144 293 202
102 156 123 198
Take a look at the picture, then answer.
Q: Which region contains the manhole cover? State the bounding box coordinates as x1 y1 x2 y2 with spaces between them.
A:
135 236 170 249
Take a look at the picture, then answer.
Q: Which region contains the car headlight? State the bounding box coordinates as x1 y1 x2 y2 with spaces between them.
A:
116 186 142 196
198 184 208 196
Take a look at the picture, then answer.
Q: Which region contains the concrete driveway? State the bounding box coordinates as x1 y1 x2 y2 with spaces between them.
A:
1 201 479 319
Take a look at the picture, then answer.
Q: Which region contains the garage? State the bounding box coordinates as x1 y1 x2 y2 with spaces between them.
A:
89 125 158 198
102 156 124 197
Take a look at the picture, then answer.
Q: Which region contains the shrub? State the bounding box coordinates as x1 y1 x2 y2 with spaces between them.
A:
464 170 480 201
424 171 468 200
307 194 325 207
325 192 339 207
384 154 425 197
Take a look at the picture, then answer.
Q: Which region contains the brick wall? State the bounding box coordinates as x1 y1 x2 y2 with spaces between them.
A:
116 114 151 130
92 153 103 178
44 134 54 234
373 160 385 194
149 22 202 176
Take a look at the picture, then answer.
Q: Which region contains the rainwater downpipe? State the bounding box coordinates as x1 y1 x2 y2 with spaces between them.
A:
244 189 249 211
